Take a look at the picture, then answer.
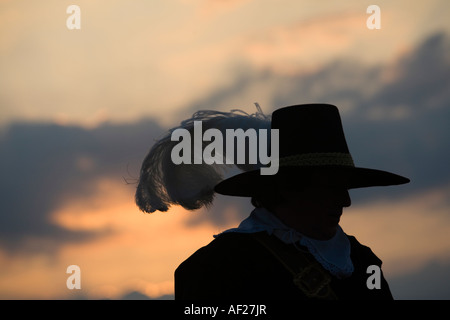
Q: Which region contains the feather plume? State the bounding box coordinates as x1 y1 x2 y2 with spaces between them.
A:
135 103 271 213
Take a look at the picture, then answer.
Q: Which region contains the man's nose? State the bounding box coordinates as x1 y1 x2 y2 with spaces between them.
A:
337 189 351 207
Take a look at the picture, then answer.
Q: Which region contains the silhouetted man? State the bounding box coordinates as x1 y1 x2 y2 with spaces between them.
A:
136 104 410 299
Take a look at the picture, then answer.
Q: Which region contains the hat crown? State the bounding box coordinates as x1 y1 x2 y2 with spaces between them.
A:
214 103 409 197
272 104 351 159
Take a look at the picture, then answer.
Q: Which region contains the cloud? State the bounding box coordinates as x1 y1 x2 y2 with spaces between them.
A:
1 31 449 258
343 185 450 272
240 12 368 74
0 30 449 300
0 118 164 253
182 31 450 199
341 185 450 299
389 259 450 299
2 1 449 300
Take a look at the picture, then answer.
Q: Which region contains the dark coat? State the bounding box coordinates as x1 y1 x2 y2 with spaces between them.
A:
175 232 393 300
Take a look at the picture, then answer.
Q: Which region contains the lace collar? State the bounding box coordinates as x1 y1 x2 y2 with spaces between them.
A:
215 208 354 279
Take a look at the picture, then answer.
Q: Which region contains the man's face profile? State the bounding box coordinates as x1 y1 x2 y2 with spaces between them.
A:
275 185 352 240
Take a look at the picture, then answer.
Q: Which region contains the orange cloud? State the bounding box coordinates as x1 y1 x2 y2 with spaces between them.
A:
342 186 450 277
240 11 396 74
2 175 450 299
0 177 235 299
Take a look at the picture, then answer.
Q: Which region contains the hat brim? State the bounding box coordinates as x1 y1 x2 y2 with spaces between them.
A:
214 166 410 197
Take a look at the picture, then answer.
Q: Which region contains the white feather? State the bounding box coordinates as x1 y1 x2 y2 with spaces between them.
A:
135 104 271 213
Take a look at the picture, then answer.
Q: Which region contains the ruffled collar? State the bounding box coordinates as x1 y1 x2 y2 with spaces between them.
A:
215 208 354 279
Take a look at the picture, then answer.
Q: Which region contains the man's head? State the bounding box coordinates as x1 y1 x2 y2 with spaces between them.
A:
136 103 409 214
252 171 352 240
215 104 409 197
273 186 351 240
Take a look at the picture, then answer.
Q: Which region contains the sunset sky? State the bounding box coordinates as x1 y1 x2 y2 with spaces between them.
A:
1 0 450 299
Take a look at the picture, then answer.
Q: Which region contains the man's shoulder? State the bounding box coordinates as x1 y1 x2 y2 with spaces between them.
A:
175 232 283 282
174 232 300 299
205 232 259 250
346 234 383 266
177 232 263 269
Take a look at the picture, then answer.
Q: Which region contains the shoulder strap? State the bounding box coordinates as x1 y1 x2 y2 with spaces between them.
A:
251 232 337 300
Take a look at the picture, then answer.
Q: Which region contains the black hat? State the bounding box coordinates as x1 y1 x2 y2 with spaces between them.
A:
214 104 410 197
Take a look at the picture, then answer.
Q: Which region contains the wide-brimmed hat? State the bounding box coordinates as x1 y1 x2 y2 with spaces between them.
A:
214 104 410 197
